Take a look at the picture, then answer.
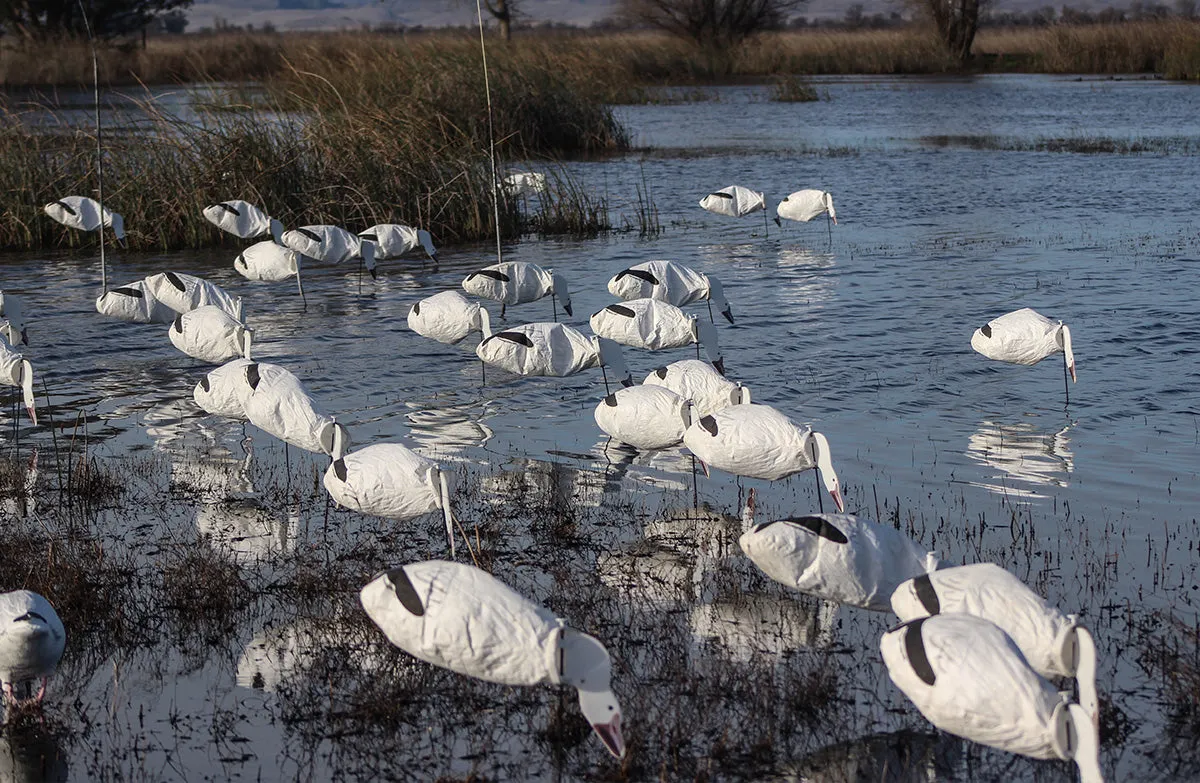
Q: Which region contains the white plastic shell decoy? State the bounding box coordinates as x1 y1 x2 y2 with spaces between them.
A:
699 185 765 218
203 200 283 243
643 359 749 418
594 385 693 451
476 323 632 388
589 299 725 374
607 261 733 324
407 291 492 345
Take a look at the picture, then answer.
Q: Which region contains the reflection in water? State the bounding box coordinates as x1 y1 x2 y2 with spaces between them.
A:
773 730 959 783
690 595 837 663
966 420 1074 499
594 438 691 493
195 499 298 564
405 400 493 462
0 728 68 783
479 457 605 511
236 618 389 693
1 448 39 519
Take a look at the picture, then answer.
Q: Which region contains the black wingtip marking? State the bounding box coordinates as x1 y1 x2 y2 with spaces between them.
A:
904 618 937 686
606 304 636 318
199 376 210 392
604 393 618 407
359 232 377 242
333 458 347 482
111 287 143 298
618 268 659 285
296 228 322 243
495 331 534 347
412 302 420 317
245 363 261 390
216 202 241 217
385 567 425 616
654 366 668 379
477 269 510 282
709 191 734 200
172 315 184 333
54 200 78 215
699 415 718 436
166 271 186 291
783 516 849 544
980 324 992 338
913 574 940 615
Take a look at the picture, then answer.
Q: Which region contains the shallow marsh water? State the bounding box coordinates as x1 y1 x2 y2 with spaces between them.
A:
1 75 1199 781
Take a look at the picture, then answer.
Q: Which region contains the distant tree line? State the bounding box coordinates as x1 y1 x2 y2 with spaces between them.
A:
0 0 191 39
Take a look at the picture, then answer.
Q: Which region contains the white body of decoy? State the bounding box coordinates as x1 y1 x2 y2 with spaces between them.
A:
777 189 837 224
241 362 348 456
462 262 572 316
0 590 65 702
281 225 376 276
360 561 625 759
193 358 254 419
169 306 252 364
594 385 692 451
359 224 438 263
607 261 733 323
590 299 725 374
235 241 302 282
881 614 1102 782
0 292 27 346
683 403 844 511
95 280 176 324
0 337 37 425
43 196 125 241
971 308 1076 383
699 185 765 218
739 513 940 611
503 171 548 195
476 323 632 386
643 359 748 418
324 434 457 553
407 291 492 345
203 200 283 243
144 272 242 318
891 562 1097 721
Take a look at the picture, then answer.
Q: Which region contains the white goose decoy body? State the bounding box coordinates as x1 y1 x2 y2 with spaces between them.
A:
776 189 837 224
281 225 376 277
739 512 941 611
241 362 349 456
359 224 437 264
169 306 252 364
891 562 1097 720
699 185 765 218
682 402 844 511
407 291 492 345
324 430 458 554
0 337 37 425
476 323 632 387
589 299 725 375
971 308 1076 383
193 358 254 419
643 359 749 418
95 280 176 324
594 385 692 451
0 590 65 702
881 613 1102 783
43 196 125 242
462 262 572 317
144 272 242 318
360 561 625 759
203 200 283 243
0 292 27 345
235 241 302 282
607 261 733 323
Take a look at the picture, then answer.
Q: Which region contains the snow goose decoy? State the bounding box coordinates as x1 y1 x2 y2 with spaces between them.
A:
881 613 1102 783
462 261 571 320
477 323 632 391
360 561 625 759
95 280 176 324
241 362 349 456
643 360 748 418
776 189 837 236
359 224 438 267
281 224 376 279
235 240 306 304
0 590 65 704
590 299 725 374
891 562 1097 723
0 291 27 346
144 272 242 318
169 306 252 364
43 196 125 245
193 358 255 420
607 260 733 324
0 337 37 425
407 291 492 345
739 511 940 611
323 430 459 555
594 385 692 451
700 185 769 234
203 200 284 243
971 308 1076 403
683 402 844 512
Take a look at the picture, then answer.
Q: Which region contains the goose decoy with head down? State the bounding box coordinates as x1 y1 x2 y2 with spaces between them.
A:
642 359 748 418
240 361 349 456
95 280 176 324
203 200 284 243
607 260 733 324
971 308 1076 402
360 561 625 759
144 272 242 319
359 224 438 267
589 299 726 375
168 306 252 364
462 261 571 320
43 196 125 245
476 323 632 391
281 225 376 279
407 291 492 346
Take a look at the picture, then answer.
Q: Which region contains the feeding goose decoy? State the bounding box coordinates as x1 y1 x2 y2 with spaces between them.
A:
971 308 1076 402
281 225 376 279
462 261 571 320
407 291 492 345
168 306 252 364
776 189 837 225
607 260 733 324
0 590 65 705
881 613 1102 783
43 196 125 245
360 561 625 759
642 360 748 418
594 385 693 451
202 200 284 243
359 224 438 266
0 337 37 426
144 272 242 318
739 511 941 611
476 323 632 390
683 402 844 512
699 185 766 219
891 562 1098 723
95 280 176 324
193 358 255 419
240 362 349 456
590 299 725 374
